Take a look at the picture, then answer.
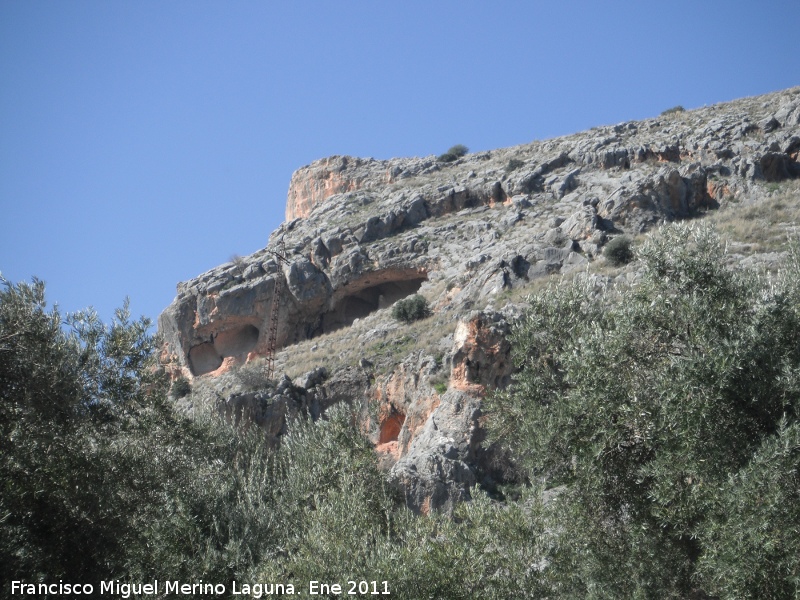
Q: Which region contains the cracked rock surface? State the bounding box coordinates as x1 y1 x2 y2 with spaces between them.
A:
161 87 800 512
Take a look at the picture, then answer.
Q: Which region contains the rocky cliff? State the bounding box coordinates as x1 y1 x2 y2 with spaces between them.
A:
159 87 800 512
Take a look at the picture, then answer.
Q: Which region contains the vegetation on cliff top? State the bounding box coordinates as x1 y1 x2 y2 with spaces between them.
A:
2 222 799 598
437 144 469 163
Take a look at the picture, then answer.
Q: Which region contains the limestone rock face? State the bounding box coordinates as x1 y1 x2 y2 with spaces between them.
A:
286 155 376 220
450 311 514 393
389 388 481 514
160 87 800 512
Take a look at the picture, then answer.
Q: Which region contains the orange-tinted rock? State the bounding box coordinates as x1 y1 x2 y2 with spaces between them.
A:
286 155 387 220
379 410 405 444
450 311 513 395
373 358 442 458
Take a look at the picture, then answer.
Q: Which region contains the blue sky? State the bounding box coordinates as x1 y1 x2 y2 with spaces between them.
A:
1 1 798 326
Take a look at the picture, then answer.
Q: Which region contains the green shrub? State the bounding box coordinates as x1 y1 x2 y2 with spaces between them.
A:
437 144 469 163
391 294 431 323
506 158 525 172
661 105 686 115
604 234 634 265
171 375 191 398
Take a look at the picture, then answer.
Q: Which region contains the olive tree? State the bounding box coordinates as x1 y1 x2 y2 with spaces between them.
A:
487 223 800 598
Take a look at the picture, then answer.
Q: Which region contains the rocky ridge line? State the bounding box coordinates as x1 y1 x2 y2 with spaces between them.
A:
160 87 800 512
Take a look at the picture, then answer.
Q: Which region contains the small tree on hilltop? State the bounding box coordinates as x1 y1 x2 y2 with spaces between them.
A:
437 144 469 163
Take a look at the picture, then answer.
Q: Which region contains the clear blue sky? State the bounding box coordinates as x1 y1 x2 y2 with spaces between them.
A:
2 1 798 326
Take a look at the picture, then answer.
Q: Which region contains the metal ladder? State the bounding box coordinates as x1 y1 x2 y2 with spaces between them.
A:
264 235 289 381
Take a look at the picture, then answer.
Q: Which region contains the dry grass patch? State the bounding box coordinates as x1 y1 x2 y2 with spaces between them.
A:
493 273 562 308
364 314 457 374
704 181 800 252
276 311 396 379
276 286 457 379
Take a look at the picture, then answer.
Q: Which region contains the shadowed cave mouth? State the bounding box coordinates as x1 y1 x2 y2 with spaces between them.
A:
320 273 428 334
189 324 260 377
379 410 406 444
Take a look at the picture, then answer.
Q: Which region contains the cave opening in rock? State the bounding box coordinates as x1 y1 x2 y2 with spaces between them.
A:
188 342 222 377
321 276 427 333
188 324 260 377
215 324 259 357
379 411 406 444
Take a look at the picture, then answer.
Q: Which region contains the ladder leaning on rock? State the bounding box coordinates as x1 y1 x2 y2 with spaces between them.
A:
264 235 289 381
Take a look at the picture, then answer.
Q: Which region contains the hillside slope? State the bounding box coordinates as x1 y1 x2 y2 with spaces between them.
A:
159 86 800 511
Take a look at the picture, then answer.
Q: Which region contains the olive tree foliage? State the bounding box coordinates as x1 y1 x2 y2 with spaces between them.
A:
486 223 800 599
7 225 796 600
0 277 280 590
0 278 167 581
0 276 549 599
259 422 551 600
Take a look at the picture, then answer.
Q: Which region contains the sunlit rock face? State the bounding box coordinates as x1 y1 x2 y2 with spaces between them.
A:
159 87 800 512
158 259 430 378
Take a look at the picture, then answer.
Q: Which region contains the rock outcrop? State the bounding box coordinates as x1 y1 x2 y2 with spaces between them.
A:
160 87 800 512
